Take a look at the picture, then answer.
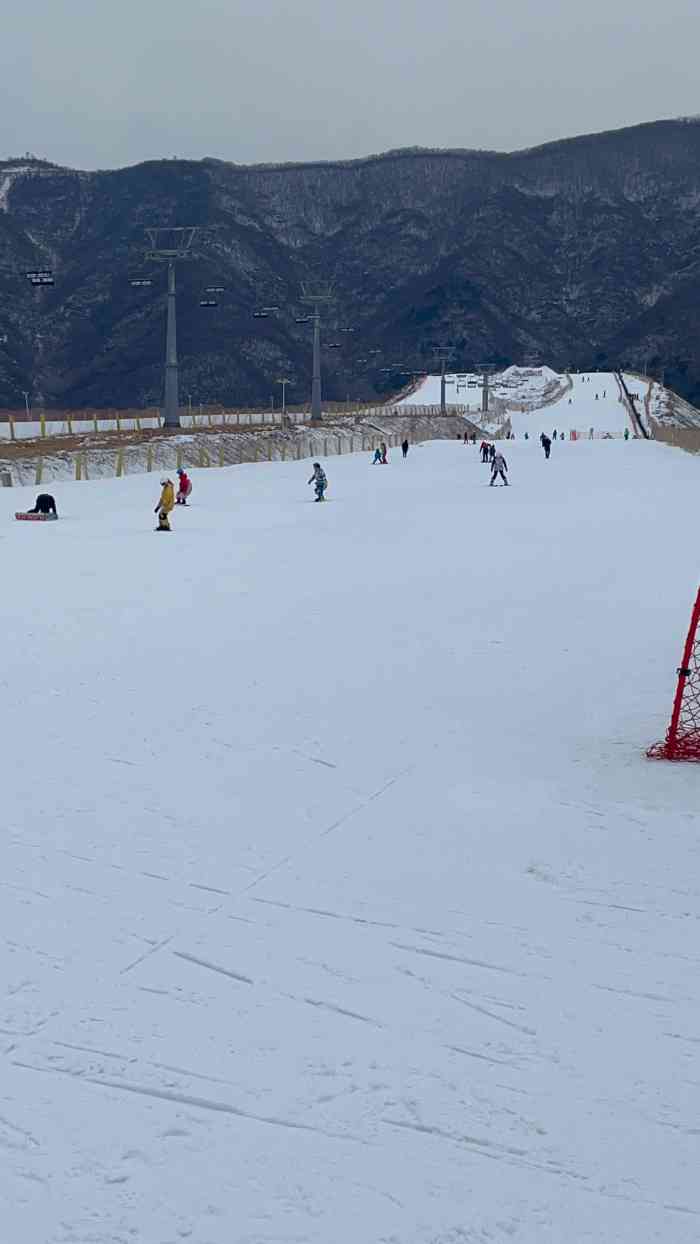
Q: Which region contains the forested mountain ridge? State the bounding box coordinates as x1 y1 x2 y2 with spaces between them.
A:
1 117 700 409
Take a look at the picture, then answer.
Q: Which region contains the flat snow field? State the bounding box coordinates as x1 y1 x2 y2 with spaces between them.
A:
2 439 700 1243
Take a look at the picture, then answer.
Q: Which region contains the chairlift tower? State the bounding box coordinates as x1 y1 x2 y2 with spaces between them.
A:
300 281 334 423
144 227 197 428
475 363 500 415
433 346 454 415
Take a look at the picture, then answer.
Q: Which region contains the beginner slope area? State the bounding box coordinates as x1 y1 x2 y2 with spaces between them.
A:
2 439 699 1243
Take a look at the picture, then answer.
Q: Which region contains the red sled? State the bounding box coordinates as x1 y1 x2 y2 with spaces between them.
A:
15 512 58 522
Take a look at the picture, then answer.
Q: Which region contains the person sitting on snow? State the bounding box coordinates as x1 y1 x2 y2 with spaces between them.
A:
176 468 192 505
308 462 327 502
27 493 57 517
154 477 175 531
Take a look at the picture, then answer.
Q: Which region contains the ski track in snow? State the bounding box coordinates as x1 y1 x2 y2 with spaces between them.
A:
1 438 700 1242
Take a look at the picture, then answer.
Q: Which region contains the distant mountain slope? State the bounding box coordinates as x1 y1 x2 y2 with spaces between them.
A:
1 118 700 409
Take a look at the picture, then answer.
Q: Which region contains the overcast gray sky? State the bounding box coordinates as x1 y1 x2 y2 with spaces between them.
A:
1 0 699 170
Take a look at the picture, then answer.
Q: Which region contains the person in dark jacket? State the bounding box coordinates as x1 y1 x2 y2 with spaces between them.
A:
401 438 409 459
28 493 57 516
540 433 552 459
380 442 388 464
489 443 496 463
480 441 490 463
308 462 327 501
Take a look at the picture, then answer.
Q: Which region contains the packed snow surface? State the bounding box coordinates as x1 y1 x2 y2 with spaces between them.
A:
3 440 700 1243
401 368 655 436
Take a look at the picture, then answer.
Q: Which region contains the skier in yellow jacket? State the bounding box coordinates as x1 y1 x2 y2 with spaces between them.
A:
154 477 175 531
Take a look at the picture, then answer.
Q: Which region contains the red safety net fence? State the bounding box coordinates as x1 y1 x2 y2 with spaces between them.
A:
647 588 700 762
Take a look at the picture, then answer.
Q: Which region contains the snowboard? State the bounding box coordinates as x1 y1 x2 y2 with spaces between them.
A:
15 512 58 521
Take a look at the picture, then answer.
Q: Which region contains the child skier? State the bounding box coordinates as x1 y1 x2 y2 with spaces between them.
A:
154 477 175 531
490 451 508 486
372 447 382 464
308 462 327 501
176 468 192 505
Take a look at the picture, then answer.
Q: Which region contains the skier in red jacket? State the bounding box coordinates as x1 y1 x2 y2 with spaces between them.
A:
176 468 192 505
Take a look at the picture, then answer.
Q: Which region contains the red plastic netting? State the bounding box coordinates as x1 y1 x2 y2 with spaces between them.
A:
647 588 700 762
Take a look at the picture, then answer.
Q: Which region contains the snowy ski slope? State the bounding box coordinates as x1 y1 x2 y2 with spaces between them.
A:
401 366 700 437
2 440 700 1243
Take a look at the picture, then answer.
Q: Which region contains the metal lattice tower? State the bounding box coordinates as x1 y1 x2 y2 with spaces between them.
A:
144 227 198 429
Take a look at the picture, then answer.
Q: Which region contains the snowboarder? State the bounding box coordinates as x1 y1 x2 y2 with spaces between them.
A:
154 477 175 531
540 433 552 459
552 429 558 440
27 493 57 517
176 468 192 505
380 442 388 464
490 451 508 486
401 438 409 459
308 462 327 501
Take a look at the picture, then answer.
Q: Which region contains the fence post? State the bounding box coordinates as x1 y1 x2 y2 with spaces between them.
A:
136 413 142 432
35 459 43 485
75 456 82 481
219 444 225 467
67 413 73 435
116 413 122 434
176 447 182 470
40 412 46 438
116 449 124 477
93 412 99 434
82 453 88 480
8 414 15 442
147 445 154 472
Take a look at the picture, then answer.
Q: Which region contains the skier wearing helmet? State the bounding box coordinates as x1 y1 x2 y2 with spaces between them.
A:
175 467 192 505
154 477 175 530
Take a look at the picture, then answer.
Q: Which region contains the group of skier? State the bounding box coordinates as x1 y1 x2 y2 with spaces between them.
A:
154 467 192 531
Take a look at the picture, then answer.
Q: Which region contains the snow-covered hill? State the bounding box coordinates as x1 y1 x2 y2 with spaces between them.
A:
3 440 700 1243
401 367 700 437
